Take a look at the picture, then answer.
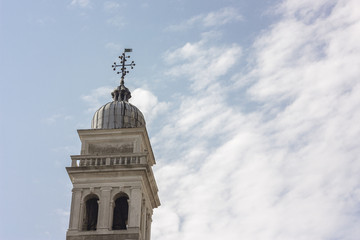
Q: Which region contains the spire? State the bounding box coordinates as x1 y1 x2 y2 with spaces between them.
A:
111 48 136 102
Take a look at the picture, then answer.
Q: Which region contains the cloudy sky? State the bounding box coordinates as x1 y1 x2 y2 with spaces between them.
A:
1 0 360 239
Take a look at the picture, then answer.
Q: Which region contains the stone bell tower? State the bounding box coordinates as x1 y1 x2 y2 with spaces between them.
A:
66 49 160 240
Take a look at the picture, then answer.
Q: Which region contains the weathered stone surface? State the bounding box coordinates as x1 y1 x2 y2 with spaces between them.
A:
92 101 145 129
66 232 139 240
88 143 134 155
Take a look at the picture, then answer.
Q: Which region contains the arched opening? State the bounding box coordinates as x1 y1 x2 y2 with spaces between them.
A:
83 195 99 231
112 195 129 230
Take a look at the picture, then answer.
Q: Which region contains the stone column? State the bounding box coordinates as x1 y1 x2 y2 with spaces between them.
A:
97 186 112 231
69 188 82 231
129 186 142 228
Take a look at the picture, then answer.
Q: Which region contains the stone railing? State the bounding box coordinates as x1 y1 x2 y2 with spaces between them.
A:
70 154 147 167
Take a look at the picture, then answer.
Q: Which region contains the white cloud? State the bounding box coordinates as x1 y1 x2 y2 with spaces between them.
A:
166 7 243 31
164 34 242 91
81 86 113 112
70 0 90 8
152 0 360 239
43 114 73 125
107 15 126 29
152 206 181 240
105 42 122 51
202 7 243 27
55 208 70 217
103 1 123 11
130 88 169 124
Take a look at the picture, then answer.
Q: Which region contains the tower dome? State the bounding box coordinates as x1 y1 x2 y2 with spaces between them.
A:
91 101 145 129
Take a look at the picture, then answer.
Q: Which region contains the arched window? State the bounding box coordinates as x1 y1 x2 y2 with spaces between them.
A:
83 196 99 231
112 195 129 230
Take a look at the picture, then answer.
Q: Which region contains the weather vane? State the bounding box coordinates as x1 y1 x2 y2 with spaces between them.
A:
111 48 135 102
112 48 136 85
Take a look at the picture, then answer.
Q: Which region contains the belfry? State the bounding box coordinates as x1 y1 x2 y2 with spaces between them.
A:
66 49 160 240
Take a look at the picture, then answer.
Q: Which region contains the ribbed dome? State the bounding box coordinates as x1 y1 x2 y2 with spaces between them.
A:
91 101 145 129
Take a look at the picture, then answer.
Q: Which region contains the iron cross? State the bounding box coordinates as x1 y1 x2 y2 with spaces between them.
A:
111 48 136 84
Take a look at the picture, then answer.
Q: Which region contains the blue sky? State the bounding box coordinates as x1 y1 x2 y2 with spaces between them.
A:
1 0 360 239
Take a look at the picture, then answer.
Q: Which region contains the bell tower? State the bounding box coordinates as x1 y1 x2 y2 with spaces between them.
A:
66 49 160 240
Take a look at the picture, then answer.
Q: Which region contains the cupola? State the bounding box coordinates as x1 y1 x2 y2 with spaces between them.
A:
91 48 145 129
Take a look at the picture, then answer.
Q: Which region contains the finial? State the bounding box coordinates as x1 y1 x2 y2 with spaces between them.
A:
111 48 136 102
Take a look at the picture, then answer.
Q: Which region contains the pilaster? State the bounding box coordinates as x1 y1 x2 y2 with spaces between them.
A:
129 186 142 228
68 188 82 231
98 186 112 231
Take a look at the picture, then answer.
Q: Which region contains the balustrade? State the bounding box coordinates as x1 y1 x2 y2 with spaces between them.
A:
70 154 147 167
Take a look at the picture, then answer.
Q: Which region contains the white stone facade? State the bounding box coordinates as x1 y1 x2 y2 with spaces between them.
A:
66 128 160 240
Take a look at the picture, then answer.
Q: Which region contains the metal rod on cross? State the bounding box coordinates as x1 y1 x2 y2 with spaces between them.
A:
111 48 136 86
